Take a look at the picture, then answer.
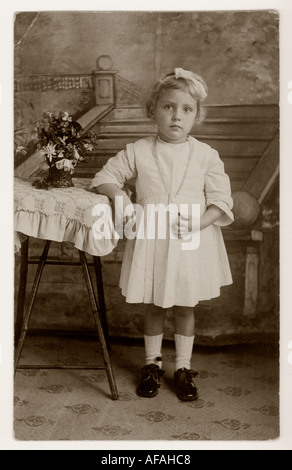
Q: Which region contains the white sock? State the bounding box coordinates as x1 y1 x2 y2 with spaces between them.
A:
144 334 163 368
174 334 195 371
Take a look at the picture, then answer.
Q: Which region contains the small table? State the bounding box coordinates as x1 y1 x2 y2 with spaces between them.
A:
14 177 119 400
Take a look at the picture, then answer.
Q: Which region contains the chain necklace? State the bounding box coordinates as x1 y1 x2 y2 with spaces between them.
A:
152 136 191 200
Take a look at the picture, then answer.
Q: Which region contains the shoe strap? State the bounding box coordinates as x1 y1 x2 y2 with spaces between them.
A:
179 368 198 380
142 364 165 378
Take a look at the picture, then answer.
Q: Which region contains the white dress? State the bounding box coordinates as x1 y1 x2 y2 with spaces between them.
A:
90 135 234 308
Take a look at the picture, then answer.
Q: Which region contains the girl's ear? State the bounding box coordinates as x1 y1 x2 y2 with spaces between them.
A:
149 108 156 122
147 104 154 120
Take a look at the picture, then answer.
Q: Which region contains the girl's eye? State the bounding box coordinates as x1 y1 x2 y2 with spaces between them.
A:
184 107 193 113
164 105 173 110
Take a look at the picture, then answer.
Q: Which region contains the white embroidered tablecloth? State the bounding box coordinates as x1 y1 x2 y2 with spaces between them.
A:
14 177 117 256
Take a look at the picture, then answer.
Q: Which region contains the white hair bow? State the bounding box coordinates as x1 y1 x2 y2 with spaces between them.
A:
174 67 207 100
175 68 195 81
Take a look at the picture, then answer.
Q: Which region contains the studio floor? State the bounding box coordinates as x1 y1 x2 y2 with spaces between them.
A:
14 334 279 442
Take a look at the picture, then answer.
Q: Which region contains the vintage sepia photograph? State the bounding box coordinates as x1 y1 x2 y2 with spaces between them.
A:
12 9 281 445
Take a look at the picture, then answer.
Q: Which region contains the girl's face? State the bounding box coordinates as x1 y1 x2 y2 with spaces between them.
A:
154 87 198 144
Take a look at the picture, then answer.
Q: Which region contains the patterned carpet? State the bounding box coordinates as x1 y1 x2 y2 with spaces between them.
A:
14 335 279 442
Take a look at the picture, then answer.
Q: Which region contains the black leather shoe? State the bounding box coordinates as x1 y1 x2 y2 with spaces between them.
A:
174 368 198 401
137 364 165 398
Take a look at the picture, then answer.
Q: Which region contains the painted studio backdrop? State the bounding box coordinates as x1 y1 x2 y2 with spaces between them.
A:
14 11 279 344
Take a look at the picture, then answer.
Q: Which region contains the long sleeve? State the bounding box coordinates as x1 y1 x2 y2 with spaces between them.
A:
204 149 234 226
90 143 137 190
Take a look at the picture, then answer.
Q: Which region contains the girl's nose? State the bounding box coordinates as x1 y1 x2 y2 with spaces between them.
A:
172 111 182 121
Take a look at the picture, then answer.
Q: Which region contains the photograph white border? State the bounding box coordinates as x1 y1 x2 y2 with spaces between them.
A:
1 0 291 451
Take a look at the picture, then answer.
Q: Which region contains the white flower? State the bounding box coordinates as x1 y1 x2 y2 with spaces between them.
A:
62 112 72 122
73 146 81 161
55 158 75 173
58 136 68 145
39 143 57 162
57 150 65 159
43 112 53 119
84 142 94 151
16 145 27 156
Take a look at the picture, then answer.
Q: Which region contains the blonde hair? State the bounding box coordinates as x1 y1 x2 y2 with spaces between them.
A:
146 71 208 125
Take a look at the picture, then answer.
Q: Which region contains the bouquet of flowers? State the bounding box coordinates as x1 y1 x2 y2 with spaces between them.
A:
16 111 97 189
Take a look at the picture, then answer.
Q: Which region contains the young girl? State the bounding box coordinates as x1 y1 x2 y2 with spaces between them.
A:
90 68 234 401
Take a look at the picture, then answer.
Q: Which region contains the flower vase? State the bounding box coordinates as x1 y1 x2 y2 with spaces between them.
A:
47 165 74 188
20 111 97 190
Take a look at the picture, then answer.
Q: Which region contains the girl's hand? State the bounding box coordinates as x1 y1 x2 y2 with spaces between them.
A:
112 193 136 238
171 212 194 239
172 206 224 239
122 194 136 224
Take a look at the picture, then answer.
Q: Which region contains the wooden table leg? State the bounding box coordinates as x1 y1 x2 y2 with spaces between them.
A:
79 250 118 400
15 237 29 345
93 256 110 350
14 240 51 375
